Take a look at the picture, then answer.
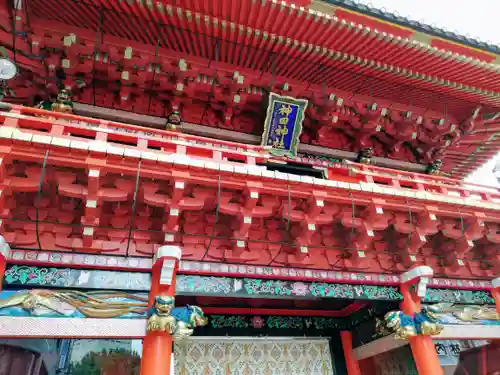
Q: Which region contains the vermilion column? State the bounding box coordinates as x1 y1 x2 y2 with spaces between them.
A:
400 267 443 375
491 277 500 313
0 236 10 290
140 246 182 375
340 331 361 375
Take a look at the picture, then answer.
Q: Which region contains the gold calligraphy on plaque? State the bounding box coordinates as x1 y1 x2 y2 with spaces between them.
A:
273 104 293 149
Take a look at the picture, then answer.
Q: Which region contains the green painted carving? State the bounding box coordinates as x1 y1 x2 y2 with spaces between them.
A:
309 283 354 298
244 279 293 296
309 283 402 301
4 265 150 291
424 289 494 305
362 286 403 300
4 265 74 287
4 266 404 301
313 317 347 330
210 315 249 329
8 266 491 305
175 275 233 294
267 316 304 329
243 279 402 301
208 315 351 331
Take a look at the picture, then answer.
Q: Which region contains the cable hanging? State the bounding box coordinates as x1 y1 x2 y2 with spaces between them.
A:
348 192 356 253
266 183 291 266
125 160 142 255
7 209 486 275
201 173 221 261
456 207 466 265
405 200 414 259
35 150 50 251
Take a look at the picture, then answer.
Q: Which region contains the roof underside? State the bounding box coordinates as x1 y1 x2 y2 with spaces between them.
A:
324 0 500 55
2 0 500 177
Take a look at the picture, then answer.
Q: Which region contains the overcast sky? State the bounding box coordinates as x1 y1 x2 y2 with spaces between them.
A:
356 0 500 186
357 0 500 45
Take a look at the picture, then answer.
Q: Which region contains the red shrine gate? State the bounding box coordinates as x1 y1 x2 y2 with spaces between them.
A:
1 0 500 374
0 104 499 279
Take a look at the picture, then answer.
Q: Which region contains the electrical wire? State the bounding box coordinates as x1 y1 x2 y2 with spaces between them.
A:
35 150 50 251
348 192 356 253
9 0 486 116
266 183 292 266
201 174 221 261
406 200 413 256
198 38 219 128
125 160 142 255
147 26 161 114
91 8 104 106
2 157 494 276
456 207 466 265
11 2 17 64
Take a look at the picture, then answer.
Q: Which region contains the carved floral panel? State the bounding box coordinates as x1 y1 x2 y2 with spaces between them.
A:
174 339 334 375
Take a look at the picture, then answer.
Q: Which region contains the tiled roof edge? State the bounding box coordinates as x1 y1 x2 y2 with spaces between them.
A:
326 0 500 55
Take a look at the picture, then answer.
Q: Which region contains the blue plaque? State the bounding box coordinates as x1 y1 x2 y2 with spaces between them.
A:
261 93 308 157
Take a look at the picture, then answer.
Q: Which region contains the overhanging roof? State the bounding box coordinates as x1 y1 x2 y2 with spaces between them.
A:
325 0 500 55
2 0 500 178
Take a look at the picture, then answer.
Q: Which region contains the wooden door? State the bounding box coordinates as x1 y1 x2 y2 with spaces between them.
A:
0 345 47 375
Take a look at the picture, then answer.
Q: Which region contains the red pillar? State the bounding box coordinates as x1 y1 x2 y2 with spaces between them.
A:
340 331 361 375
400 267 443 375
359 358 375 375
140 246 182 375
492 278 500 313
479 345 488 375
0 236 10 290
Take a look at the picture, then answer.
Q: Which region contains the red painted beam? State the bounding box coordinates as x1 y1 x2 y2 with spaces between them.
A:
203 302 367 317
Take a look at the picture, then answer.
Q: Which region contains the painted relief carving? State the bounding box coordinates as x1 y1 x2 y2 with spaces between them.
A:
0 290 148 318
384 308 444 340
374 317 393 338
147 295 207 338
424 288 494 305
426 303 500 324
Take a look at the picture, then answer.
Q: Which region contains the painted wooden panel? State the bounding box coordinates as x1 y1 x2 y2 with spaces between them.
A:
174 339 334 375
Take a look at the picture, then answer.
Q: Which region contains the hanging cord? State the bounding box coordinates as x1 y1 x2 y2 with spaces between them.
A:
11 4 17 64
125 160 142 255
348 192 356 252
286 184 291 232
201 174 221 261
457 207 465 235
378 200 413 274
456 207 465 265
199 38 219 127
147 27 161 114
267 184 291 266
91 9 105 106
405 200 413 257
330 192 361 270
35 150 50 251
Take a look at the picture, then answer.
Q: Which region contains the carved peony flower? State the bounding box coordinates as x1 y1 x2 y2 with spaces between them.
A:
252 316 265 329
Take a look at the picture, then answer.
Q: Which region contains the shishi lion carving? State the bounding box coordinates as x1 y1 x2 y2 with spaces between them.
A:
384 308 443 340
147 295 207 338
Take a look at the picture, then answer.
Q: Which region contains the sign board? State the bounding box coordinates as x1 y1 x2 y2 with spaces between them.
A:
261 93 308 157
